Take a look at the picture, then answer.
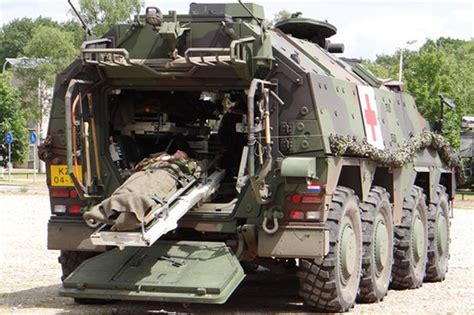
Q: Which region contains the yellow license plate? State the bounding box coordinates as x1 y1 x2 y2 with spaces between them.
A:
50 165 82 187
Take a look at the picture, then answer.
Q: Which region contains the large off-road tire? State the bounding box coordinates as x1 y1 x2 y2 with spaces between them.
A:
297 186 362 312
357 186 393 303
391 186 428 289
58 250 98 282
425 185 450 282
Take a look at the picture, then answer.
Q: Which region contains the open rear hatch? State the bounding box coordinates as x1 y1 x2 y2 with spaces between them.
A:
60 241 245 304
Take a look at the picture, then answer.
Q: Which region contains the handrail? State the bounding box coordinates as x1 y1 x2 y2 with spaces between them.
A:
80 37 256 78
230 37 255 63
184 47 231 66
81 48 130 65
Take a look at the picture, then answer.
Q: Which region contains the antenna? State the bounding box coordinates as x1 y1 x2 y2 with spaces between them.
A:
238 0 262 27
434 94 456 133
68 0 92 40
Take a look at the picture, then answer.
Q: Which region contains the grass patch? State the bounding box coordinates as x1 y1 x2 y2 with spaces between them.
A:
0 173 46 180
455 192 474 201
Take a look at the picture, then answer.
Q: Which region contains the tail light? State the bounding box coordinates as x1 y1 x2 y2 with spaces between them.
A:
50 188 79 198
69 205 82 214
289 210 305 220
290 193 321 204
50 189 69 198
69 189 78 198
286 191 322 221
302 194 321 203
291 194 303 204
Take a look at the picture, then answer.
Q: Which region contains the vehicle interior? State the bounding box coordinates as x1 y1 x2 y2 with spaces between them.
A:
106 89 250 202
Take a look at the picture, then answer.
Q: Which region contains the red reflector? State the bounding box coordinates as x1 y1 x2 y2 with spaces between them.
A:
50 189 69 198
289 210 304 220
291 194 302 204
69 189 78 198
302 194 322 203
69 205 81 214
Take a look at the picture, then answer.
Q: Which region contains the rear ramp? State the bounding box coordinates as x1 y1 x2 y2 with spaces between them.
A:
60 241 245 304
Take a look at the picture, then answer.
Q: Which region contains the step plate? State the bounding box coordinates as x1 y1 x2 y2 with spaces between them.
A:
60 241 245 304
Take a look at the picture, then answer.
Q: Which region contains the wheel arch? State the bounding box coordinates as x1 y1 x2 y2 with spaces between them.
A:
414 168 455 203
414 171 430 201
372 167 394 203
439 172 455 201
337 165 363 200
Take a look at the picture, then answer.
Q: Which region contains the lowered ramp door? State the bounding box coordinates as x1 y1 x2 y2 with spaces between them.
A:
60 241 245 304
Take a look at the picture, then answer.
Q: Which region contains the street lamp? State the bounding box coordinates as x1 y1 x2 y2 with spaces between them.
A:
398 40 417 82
3 57 48 73
2 58 15 72
3 57 27 72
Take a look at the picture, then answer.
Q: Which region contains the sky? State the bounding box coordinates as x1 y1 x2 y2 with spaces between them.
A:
0 0 472 59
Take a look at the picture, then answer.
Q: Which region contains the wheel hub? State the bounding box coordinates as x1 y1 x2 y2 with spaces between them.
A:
412 212 425 262
437 213 448 255
340 222 357 284
374 215 389 276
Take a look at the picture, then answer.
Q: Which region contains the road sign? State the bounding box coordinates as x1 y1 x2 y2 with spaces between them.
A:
4 132 13 145
29 131 38 144
30 131 38 182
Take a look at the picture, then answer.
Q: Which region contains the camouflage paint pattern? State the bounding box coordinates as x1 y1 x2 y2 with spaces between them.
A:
42 2 458 262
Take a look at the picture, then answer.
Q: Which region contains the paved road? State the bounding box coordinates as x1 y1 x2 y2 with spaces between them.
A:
0 194 473 314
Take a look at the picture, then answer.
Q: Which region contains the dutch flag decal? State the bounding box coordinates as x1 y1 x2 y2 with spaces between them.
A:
307 183 321 193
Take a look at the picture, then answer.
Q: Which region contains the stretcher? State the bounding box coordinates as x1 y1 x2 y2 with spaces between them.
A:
90 169 225 249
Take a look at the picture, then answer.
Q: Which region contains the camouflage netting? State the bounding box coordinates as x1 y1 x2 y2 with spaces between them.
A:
329 131 465 184
38 135 53 162
134 150 202 179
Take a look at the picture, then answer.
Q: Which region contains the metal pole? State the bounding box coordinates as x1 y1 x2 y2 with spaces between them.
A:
33 143 37 183
398 48 403 82
8 143 11 183
36 78 41 181
398 40 417 83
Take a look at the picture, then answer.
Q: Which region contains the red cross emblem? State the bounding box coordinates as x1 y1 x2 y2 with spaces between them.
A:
364 94 378 141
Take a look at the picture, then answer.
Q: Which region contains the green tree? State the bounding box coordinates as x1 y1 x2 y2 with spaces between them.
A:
0 17 57 66
404 39 473 147
363 53 399 79
271 10 292 25
78 0 143 36
61 20 86 48
364 38 474 147
14 26 79 125
0 73 28 164
0 17 83 67
0 18 35 67
23 25 78 77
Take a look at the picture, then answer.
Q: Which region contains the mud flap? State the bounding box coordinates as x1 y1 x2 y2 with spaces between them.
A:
60 241 245 304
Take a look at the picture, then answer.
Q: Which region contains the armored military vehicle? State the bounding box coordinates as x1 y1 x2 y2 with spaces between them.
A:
41 2 461 312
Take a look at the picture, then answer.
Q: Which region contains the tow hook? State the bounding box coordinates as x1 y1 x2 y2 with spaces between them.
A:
262 208 283 234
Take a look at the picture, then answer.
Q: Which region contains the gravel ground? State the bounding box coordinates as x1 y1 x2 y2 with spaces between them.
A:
0 193 473 314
